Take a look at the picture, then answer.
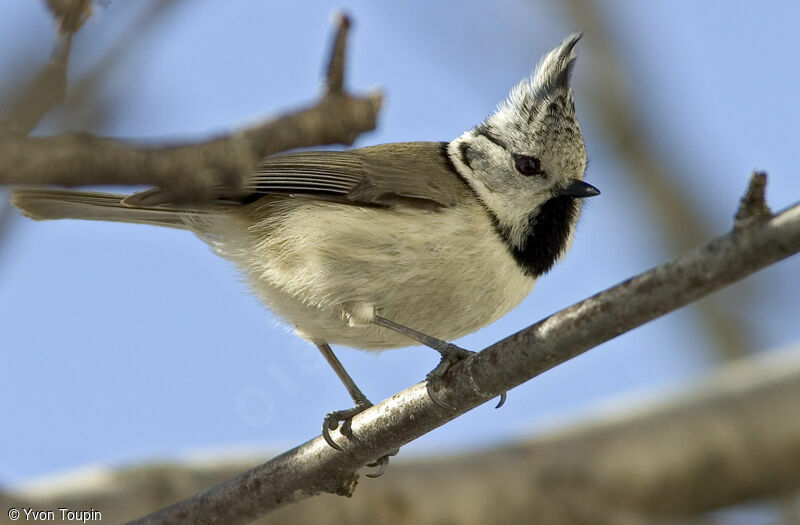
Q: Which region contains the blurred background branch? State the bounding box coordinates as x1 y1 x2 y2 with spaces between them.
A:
0 0 182 262
0 0 91 269
0 11 381 202
554 0 755 361
0 0 89 136
50 0 183 132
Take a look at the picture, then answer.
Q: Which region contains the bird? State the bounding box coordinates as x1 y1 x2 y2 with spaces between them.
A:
11 33 597 462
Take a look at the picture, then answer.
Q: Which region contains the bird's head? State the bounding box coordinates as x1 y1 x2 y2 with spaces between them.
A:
449 33 598 276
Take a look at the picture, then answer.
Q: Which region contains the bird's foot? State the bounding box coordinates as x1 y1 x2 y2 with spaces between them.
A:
425 343 507 410
322 400 373 451
322 401 399 477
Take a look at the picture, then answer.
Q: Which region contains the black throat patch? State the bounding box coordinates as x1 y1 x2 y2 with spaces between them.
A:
439 140 580 278
492 196 580 278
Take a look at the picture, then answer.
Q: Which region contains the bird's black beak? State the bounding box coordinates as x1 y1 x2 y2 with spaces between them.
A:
557 179 600 199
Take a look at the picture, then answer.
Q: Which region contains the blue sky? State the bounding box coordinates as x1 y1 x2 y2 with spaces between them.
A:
1 0 799 487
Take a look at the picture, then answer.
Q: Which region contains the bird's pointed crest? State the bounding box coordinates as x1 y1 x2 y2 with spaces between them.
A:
528 32 581 98
490 33 582 127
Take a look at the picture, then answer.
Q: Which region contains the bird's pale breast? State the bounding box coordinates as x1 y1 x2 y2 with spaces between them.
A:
199 196 536 350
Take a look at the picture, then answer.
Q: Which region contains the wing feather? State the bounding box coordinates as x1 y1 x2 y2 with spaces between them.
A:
125 142 471 210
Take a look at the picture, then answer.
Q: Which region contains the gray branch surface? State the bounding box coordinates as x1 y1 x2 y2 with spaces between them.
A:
258 349 800 524
7 349 800 524
127 175 800 525
0 13 382 202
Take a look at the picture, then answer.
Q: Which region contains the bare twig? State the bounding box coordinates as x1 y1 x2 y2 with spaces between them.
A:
53 0 187 132
734 171 772 230
45 0 92 35
128 176 800 524
0 12 382 203
0 0 91 136
325 13 350 95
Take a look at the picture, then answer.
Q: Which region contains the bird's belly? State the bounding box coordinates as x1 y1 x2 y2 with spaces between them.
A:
205 198 535 350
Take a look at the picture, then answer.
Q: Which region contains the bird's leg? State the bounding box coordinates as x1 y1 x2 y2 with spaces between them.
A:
316 342 398 476
316 342 373 450
372 315 506 410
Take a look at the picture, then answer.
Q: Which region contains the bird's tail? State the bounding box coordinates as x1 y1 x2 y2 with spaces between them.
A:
10 189 195 229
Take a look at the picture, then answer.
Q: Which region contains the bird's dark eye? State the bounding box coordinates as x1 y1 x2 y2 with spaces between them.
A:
513 154 542 177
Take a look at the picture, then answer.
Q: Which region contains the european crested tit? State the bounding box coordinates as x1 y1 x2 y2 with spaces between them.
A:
12 33 598 454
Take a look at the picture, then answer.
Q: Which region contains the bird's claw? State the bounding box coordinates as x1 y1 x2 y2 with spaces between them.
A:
323 405 398 477
424 343 473 409
366 448 399 478
425 344 507 410
426 380 456 410
321 401 372 451
495 391 507 409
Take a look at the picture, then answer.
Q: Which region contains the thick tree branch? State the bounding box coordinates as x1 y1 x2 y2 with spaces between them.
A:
127 174 800 524
262 348 800 524
0 13 382 202
7 349 800 524
295 348 800 524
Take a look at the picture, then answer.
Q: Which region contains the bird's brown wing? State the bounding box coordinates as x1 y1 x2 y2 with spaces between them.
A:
125 142 471 210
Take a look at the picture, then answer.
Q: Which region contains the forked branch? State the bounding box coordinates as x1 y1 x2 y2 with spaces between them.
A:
0 13 381 203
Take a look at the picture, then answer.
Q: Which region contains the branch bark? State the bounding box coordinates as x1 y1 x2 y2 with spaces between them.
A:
125 174 800 524
7 348 800 524
0 13 382 202
247 348 800 523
